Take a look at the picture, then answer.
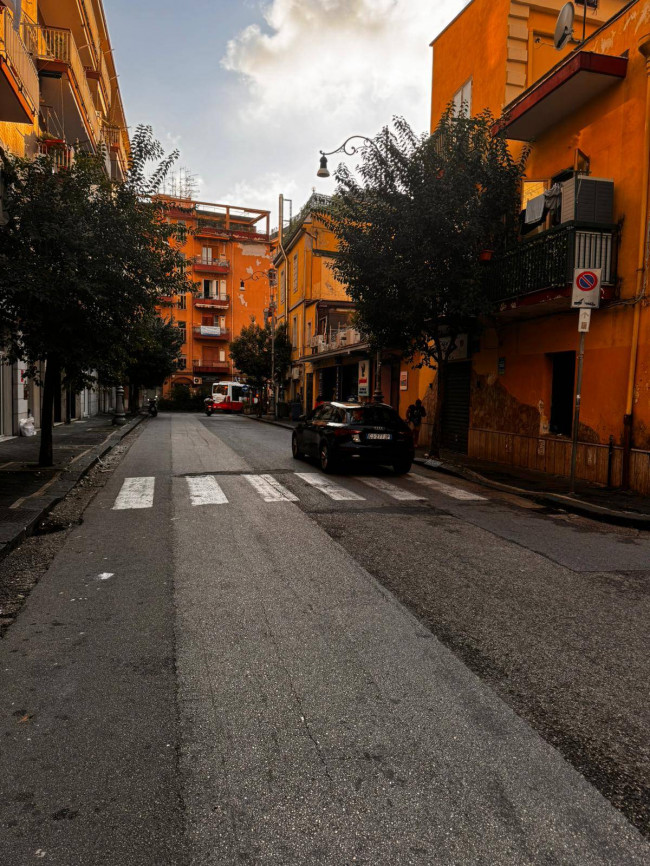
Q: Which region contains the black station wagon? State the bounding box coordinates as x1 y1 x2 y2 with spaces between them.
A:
292 402 415 474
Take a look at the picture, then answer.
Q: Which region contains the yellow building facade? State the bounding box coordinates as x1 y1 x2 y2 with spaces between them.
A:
274 194 398 411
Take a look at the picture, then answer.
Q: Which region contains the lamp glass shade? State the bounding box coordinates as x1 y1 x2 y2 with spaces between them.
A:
317 155 330 178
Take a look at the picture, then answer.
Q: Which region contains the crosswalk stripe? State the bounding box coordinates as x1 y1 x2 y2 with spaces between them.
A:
295 473 365 502
354 476 425 501
113 477 155 510
408 474 486 501
245 474 298 502
186 475 228 506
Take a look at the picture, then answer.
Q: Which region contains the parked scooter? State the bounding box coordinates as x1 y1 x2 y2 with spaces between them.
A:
148 397 158 417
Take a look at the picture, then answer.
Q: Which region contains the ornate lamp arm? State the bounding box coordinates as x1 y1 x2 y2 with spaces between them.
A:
317 135 381 178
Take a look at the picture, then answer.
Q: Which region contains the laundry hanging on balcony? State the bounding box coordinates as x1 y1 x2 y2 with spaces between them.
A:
524 192 547 226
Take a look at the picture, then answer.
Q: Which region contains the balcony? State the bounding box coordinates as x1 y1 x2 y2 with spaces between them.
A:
193 360 230 376
38 138 75 170
194 296 230 310
310 327 364 355
36 26 101 147
194 326 229 340
484 222 617 313
102 123 129 181
192 256 230 274
0 7 39 123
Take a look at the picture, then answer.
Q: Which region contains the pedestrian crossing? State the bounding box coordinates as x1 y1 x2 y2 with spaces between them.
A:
111 472 487 511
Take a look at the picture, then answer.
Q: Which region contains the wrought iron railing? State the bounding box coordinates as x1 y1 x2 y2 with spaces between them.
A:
484 222 617 303
38 140 75 170
0 8 39 116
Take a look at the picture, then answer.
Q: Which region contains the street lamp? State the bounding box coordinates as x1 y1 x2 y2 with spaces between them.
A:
317 134 385 403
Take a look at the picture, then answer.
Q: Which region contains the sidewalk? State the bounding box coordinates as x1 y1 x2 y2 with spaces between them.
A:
247 414 650 527
0 414 145 559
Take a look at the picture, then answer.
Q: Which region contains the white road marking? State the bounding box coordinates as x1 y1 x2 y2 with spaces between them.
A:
245 474 298 502
186 475 228 506
408 473 486 501
295 473 365 502
112 477 155 510
354 476 425 501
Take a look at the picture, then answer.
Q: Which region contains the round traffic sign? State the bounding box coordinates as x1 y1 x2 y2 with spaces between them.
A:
576 271 598 291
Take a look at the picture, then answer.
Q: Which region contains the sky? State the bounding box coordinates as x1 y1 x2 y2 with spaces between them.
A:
106 0 468 225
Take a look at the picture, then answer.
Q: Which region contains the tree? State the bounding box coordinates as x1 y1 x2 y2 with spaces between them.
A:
229 321 292 413
0 126 190 465
121 313 185 412
324 112 528 455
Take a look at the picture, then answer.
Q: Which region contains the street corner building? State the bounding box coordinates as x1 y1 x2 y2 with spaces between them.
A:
274 193 405 415
156 197 272 394
0 0 129 436
426 0 650 494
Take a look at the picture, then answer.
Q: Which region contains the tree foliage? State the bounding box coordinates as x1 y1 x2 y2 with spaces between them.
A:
0 126 190 464
323 112 528 453
229 320 292 401
121 313 185 411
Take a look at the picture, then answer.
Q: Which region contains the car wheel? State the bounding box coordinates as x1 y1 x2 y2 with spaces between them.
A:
393 459 412 475
319 441 336 474
292 432 302 460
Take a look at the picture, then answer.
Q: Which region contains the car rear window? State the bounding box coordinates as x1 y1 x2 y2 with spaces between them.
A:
346 407 403 427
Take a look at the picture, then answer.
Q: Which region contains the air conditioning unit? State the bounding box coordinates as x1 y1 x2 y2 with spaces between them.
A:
193 377 202 385
561 176 614 225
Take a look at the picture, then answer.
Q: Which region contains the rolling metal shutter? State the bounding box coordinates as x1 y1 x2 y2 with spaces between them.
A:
441 362 471 453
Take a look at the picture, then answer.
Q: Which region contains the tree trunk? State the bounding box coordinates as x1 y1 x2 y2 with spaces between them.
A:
428 360 447 458
39 355 60 467
130 382 140 415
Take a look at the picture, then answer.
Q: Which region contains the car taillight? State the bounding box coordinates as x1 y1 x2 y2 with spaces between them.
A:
334 428 362 442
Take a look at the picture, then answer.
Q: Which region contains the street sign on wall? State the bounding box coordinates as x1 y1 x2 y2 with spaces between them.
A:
571 269 601 309
400 371 408 391
358 360 370 397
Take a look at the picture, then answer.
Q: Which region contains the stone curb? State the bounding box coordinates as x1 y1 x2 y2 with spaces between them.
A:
413 457 650 529
245 415 296 431
0 415 147 562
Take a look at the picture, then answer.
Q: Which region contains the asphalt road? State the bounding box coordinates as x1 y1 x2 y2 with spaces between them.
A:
1 412 648 865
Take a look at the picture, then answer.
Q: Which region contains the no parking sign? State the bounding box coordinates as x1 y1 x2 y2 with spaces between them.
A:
571 269 601 309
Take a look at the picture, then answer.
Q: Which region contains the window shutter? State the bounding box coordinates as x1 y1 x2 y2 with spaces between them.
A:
220 280 227 298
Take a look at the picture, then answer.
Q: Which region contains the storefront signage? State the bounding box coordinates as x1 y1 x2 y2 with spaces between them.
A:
358 360 370 397
400 371 408 391
571 269 601 309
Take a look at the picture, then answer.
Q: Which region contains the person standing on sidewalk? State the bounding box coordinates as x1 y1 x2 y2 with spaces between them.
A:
406 399 426 447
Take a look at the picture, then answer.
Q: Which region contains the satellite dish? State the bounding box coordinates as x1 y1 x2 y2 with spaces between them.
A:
554 2 575 50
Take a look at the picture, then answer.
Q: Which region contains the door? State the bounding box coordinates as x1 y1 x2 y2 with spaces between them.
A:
549 351 576 436
441 361 471 453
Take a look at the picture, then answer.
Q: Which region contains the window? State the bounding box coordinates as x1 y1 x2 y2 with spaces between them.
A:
219 316 226 329
219 280 227 299
178 294 187 310
306 321 312 346
178 355 186 370
203 279 211 299
219 350 226 362
201 246 213 264
280 268 286 305
177 320 186 329
452 78 472 117
292 253 298 292
292 316 298 347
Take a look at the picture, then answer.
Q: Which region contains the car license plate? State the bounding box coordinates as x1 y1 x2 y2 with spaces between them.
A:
368 433 391 440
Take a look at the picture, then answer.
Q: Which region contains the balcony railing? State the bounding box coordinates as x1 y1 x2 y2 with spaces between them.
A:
194 296 230 309
483 222 617 304
310 327 363 354
193 360 230 375
36 26 101 145
192 256 230 273
194 326 229 340
38 139 75 170
0 8 39 118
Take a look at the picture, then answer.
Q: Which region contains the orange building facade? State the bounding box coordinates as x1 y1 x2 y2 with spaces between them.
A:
415 0 650 492
0 0 128 435
158 197 272 394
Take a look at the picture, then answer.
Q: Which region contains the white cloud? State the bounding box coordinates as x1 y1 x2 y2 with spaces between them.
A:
216 0 466 218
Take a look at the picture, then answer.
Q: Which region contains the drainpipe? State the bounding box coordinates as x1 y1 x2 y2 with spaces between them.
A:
622 33 650 488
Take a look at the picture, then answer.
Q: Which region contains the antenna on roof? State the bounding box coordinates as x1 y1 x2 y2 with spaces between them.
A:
554 2 575 50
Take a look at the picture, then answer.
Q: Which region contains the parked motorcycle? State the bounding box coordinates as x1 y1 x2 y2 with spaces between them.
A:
205 398 214 417
148 397 158 417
